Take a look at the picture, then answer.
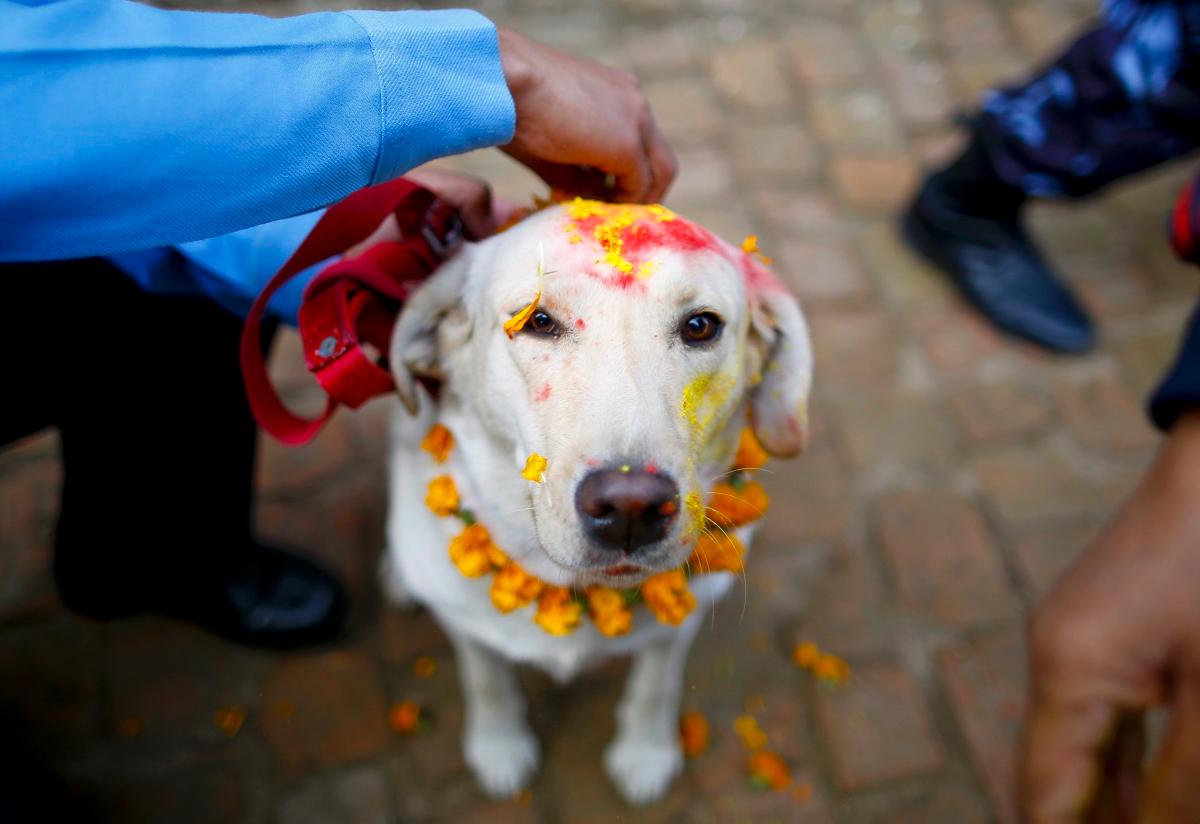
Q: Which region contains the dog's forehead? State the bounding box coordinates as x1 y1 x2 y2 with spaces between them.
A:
490 201 746 294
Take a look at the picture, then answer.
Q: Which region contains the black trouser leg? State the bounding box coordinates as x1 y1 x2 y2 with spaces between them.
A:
2 259 270 615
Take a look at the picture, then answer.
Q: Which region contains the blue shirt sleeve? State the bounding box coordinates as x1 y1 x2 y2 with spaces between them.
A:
0 0 515 261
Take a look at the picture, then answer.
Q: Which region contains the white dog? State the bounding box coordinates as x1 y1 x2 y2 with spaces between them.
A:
381 200 812 804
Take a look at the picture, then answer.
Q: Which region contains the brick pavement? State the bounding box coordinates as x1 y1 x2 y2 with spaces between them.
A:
2 0 1196 821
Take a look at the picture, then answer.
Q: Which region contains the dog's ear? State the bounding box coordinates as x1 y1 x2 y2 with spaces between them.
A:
389 248 474 415
746 273 813 458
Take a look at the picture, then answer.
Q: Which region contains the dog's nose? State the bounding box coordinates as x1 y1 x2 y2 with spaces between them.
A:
575 467 680 553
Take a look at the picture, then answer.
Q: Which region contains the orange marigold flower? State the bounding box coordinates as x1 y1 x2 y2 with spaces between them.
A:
748 751 792 791
448 523 500 578
689 531 745 574
534 586 582 636
734 427 769 471
213 706 245 737
585 587 633 637
389 700 421 735
707 481 769 529
641 569 696 626
679 711 709 757
426 475 460 517
411 656 437 679
734 714 768 751
814 653 851 686
491 562 545 613
792 641 821 670
420 424 454 463
521 453 548 483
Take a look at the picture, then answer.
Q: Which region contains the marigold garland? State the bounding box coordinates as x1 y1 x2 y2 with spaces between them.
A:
422 424 770 636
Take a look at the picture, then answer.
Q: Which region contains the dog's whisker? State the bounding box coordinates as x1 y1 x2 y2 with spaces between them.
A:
705 490 768 518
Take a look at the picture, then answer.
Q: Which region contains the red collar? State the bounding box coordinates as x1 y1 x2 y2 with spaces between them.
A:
240 178 462 445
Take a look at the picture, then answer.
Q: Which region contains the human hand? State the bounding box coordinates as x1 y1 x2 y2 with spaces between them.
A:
1020 409 1200 823
496 27 676 204
344 166 521 258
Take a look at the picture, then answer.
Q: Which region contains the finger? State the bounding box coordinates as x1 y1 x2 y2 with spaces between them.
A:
1085 712 1145 824
504 147 613 200
607 134 654 204
1142 675 1200 823
1021 689 1121 821
456 185 496 240
640 114 678 203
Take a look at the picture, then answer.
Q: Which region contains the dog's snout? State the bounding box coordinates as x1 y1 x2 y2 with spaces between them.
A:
575 467 680 553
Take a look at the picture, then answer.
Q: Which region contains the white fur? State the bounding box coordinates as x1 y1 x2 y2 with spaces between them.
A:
382 204 811 804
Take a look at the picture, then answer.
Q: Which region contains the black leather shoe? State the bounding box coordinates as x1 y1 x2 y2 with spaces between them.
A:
149 542 350 650
901 171 1096 354
57 541 349 650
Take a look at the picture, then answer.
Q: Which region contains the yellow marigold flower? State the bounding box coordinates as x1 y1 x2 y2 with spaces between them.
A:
585 587 632 637
534 586 582 636
642 570 696 626
734 714 768 752
448 523 499 578
690 531 745 574
707 481 769 529
521 453 548 483
420 424 454 463
748 751 792 791
734 427 769 471
814 653 851 686
425 475 460 517
389 700 421 735
679 711 709 757
742 234 760 254
792 641 821 670
490 562 544 613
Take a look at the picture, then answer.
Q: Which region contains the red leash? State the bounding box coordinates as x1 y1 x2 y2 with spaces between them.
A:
240 178 463 445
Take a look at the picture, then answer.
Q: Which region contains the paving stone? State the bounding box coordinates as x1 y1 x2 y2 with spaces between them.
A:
815 662 943 789
971 439 1104 529
876 490 1019 628
752 190 844 238
96 761 248 824
665 146 738 205
643 76 724 146
938 630 1027 824
880 53 956 127
1052 374 1160 458
912 304 1006 374
810 89 905 150
1010 521 1099 601
260 650 392 773
776 237 873 304
835 388 959 474
785 19 871 89
947 377 1056 444
730 120 819 182
806 306 898 388
274 764 395 824
829 152 920 214
938 1 1013 57
1009 3 1083 57
709 37 794 110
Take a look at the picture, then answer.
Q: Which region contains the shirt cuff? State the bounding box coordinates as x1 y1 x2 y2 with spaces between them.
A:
345 9 516 184
1149 300 1200 431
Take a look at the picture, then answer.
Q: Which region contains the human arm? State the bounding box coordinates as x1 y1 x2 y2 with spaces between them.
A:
0 0 515 261
1020 308 1200 822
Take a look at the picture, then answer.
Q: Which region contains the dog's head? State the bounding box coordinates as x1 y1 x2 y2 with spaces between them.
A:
390 201 811 588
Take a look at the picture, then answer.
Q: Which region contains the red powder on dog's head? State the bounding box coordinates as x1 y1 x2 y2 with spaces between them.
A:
535 383 552 402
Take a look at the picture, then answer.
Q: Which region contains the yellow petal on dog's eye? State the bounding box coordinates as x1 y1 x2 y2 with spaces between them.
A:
521 453 548 483
503 289 541 339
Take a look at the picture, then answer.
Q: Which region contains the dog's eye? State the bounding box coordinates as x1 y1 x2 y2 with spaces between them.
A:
525 309 562 338
681 311 723 346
